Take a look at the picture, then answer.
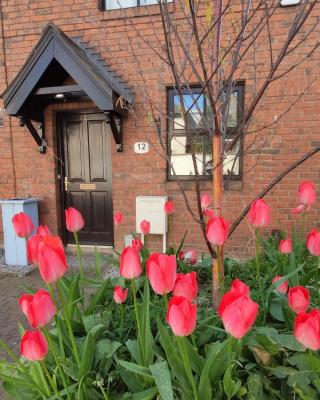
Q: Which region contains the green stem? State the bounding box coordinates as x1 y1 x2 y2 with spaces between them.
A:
56 280 80 366
317 257 320 308
131 280 145 365
74 232 85 305
33 361 51 397
255 229 263 307
42 327 71 400
41 361 62 400
228 336 234 365
176 336 198 400
119 304 124 341
217 246 223 296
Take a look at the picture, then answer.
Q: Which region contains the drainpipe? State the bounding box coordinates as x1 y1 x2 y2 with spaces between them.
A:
0 3 17 197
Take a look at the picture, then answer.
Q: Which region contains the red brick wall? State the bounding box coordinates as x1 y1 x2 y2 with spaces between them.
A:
0 1 319 257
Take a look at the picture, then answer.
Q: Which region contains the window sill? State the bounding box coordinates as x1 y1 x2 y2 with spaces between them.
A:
101 2 174 21
167 177 243 191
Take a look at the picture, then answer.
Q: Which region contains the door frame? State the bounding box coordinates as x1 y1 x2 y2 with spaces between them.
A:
56 109 114 246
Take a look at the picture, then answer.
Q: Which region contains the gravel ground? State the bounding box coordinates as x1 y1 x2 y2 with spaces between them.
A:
0 248 120 279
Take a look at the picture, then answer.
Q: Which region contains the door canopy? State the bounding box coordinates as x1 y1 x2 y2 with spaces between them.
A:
1 22 134 152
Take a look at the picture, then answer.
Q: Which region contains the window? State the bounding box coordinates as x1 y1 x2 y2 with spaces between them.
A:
167 85 244 180
104 0 173 10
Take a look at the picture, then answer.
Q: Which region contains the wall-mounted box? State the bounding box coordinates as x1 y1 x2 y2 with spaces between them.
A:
136 196 167 235
0 198 39 266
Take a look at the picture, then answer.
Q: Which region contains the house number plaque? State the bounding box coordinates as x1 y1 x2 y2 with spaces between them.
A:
134 142 149 154
80 183 96 190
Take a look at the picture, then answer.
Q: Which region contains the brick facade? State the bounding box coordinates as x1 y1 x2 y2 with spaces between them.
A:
0 1 319 256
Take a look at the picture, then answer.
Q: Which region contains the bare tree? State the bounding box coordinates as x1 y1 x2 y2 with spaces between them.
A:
116 0 320 305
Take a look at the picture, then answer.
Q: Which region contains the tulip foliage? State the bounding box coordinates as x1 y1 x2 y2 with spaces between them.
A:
0 182 320 399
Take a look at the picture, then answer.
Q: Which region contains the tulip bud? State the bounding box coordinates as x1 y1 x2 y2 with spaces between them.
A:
19 290 56 329
38 236 68 284
164 200 174 214
272 276 289 294
114 211 124 226
146 253 177 295
166 296 197 336
120 246 142 279
206 217 229 246
20 330 48 361
306 229 320 257
294 309 320 351
249 199 271 228
173 272 198 302
65 207 85 233
12 212 34 238
279 239 292 254
140 220 150 235
288 286 310 314
113 286 128 304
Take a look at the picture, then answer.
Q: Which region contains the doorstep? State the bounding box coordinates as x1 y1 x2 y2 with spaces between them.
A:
66 244 114 255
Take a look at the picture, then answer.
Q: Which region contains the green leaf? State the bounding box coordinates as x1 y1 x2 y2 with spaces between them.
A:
85 280 111 315
277 333 305 352
94 246 102 277
247 374 262 400
176 229 188 256
139 279 154 366
149 361 174 400
223 364 241 399
157 317 189 388
78 324 104 379
117 360 153 379
131 386 158 400
67 274 81 318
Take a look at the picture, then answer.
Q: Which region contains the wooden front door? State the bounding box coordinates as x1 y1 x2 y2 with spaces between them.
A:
60 112 113 245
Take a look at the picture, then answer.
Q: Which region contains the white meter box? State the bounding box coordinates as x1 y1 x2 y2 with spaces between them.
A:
136 196 167 234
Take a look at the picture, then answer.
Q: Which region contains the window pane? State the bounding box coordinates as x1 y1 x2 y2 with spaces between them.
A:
170 135 211 176
227 92 238 128
173 94 204 130
106 0 137 9
141 0 173 3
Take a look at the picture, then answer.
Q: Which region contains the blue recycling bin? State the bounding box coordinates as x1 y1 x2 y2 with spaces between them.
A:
0 198 39 266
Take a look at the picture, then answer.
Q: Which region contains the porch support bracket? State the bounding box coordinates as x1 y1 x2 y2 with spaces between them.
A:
105 112 123 152
19 117 48 154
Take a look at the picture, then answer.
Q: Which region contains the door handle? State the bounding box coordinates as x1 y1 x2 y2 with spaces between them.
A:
64 177 70 191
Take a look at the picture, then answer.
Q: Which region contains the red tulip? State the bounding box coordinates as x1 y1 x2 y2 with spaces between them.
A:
249 199 271 228
113 286 128 304
204 209 215 218
27 234 43 264
294 309 320 351
230 279 250 297
218 290 258 339
173 272 198 302
140 220 150 235
183 249 198 265
288 286 310 314
178 251 185 261
12 212 34 238
19 290 56 329
120 246 142 279
114 211 124 226
206 216 229 246
291 204 305 214
20 330 48 361
166 296 197 336
306 229 320 257
132 238 143 252
272 276 289 294
146 253 177 295
37 225 51 237
164 200 175 214
298 181 316 207
65 207 84 233
279 239 292 254
38 236 68 284
201 193 210 211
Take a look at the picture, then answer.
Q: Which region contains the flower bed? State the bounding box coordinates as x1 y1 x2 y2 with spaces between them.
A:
0 181 319 399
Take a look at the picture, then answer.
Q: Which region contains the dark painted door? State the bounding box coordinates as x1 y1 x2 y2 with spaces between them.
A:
62 112 113 245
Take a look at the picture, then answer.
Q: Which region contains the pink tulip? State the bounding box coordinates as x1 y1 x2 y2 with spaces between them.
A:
279 239 292 254
65 207 84 233
206 216 229 246
291 204 305 214
146 253 177 295
37 225 51 237
113 286 128 304
306 229 320 256
12 212 34 238
230 279 250 297
294 309 320 351
201 193 211 211
132 238 143 252
166 296 197 336
114 211 124 226
249 199 271 228
288 286 310 314
218 289 258 339
19 290 56 329
27 234 43 264
173 272 198 302
120 246 142 279
272 276 289 294
203 209 215 218
164 201 175 214
38 236 68 284
20 330 48 361
140 220 150 235
298 181 316 206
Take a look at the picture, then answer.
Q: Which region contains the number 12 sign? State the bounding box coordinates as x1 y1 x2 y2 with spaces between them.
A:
134 142 149 154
